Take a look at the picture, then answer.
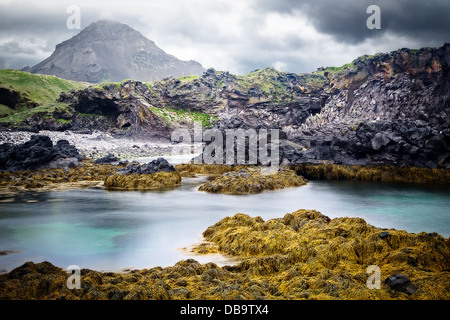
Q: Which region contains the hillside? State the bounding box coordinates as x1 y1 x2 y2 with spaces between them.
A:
0 69 88 124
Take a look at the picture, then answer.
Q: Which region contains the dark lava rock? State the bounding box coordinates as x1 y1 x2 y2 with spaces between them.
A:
95 153 120 164
0 135 82 171
117 157 175 175
54 140 83 160
385 274 418 295
379 231 390 239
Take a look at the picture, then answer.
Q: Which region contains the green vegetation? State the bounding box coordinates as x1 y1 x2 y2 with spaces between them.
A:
235 68 289 101
0 70 88 106
95 82 120 91
0 103 72 124
149 105 218 128
237 68 282 90
177 74 200 83
0 70 88 123
0 103 16 117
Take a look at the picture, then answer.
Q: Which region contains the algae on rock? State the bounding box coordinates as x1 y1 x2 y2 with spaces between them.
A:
2 209 449 300
198 168 307 194
190 209 450 299
104 171 181 190
104 157 181 190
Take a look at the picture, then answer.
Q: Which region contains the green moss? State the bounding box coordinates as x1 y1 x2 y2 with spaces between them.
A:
235 68 291 102
0 104 15 117
149 106 217 128
55 118 72 124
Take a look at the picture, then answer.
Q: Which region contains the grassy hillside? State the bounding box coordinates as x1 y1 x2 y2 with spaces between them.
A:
0 70 88 123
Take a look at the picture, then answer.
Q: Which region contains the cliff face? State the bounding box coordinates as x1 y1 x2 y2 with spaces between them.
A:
57 81 173 139
287 45 450 168
10 44 449 168
25 20 205 83
145 44 449 168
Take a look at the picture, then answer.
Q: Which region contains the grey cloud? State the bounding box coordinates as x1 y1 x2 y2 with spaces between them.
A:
1 0 449 75
252 0 450 45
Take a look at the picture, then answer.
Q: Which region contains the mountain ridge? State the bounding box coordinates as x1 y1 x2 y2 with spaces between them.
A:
24 19 205 83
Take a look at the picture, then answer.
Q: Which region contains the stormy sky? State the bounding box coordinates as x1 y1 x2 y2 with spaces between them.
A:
0 0 449 75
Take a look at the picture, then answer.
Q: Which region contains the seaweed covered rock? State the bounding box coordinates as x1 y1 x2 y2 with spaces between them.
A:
175 163 247 175
104 157 181 190
0 159 121 191
193 209 450 299
293 163 450 184
1 210 449 300
198 168 307 194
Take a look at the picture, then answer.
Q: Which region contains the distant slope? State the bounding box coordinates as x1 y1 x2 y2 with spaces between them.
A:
25 20 205 83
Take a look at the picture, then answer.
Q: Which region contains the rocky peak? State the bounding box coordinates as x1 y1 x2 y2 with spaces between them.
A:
27 20 205 83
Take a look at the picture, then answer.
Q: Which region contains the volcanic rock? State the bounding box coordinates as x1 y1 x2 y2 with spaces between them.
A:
0 135 83 171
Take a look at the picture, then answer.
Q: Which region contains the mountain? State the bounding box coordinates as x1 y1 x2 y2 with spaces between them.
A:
25 20 205 83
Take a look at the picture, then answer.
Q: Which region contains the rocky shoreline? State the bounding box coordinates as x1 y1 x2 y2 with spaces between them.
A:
0 209 448 300
0 130 175 161
0 136 449 300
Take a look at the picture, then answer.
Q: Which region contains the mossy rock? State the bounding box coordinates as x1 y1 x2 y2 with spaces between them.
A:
190 209 450 299
104 171 181 190
3 209 448 300
0 159 121 192
198 168 307 194
174 163 247 175
293 164 450 184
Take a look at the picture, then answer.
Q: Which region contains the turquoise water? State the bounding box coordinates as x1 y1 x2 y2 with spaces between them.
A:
0 177 449 273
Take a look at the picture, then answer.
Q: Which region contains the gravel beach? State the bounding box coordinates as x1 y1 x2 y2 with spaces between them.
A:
0 130 197 162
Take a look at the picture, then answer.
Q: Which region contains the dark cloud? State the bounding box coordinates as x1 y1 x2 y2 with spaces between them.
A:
0 0 448 74
252 0 450 45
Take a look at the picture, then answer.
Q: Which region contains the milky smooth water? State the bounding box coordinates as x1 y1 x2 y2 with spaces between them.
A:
0 177 449 273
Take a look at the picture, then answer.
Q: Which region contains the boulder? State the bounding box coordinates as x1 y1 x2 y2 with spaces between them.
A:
104 157 180 190
0 135 83 171
385 274 418 295
95 153 120 164
117 157 175 175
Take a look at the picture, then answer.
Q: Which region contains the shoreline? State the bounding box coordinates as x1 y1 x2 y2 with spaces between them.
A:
1 133 449 299
0 209 449 300
0 130 177 160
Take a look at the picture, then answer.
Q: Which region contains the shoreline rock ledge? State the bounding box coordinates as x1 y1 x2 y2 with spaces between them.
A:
104 157 181 190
